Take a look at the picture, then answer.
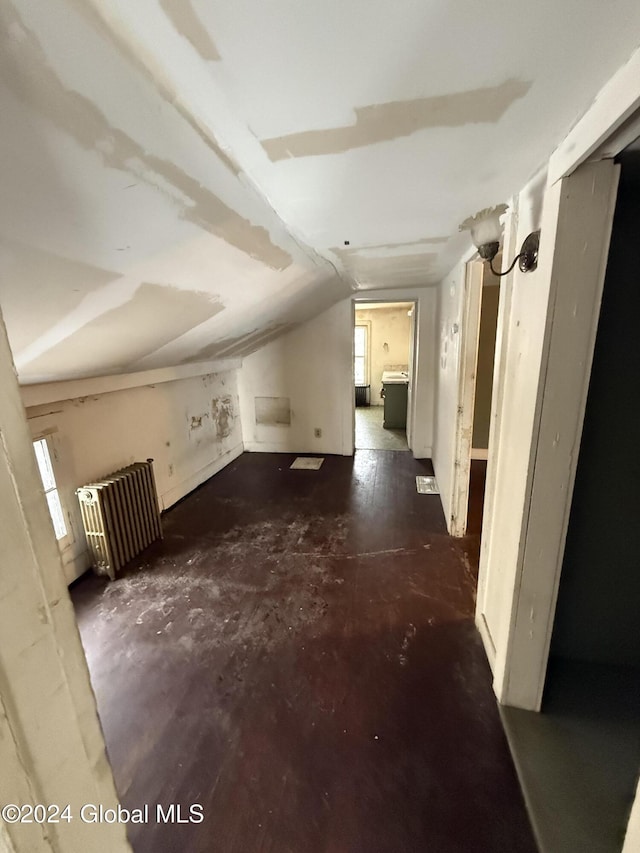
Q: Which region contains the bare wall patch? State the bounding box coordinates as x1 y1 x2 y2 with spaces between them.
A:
0 238 118 354
64 0 233 173
159 0 220 61
262 80 531 160
23 283 224 377
1 3 292 271
255 396 291 426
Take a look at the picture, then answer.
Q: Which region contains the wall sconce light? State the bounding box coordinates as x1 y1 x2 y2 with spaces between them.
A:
459 204 540 276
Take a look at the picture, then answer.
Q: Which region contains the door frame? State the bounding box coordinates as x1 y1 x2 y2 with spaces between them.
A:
351 297 417 452
449 260 484 536
475 43 640 711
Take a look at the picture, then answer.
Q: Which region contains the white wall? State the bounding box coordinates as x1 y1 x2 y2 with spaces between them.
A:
23 370 243 582
238 300 354 455
354 305 412 404
0 309 131 853
238 288 437 459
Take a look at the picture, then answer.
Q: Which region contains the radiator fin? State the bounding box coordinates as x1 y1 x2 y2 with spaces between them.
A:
76 459 162 580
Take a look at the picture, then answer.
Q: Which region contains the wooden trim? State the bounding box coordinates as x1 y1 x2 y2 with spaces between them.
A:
470 448 488 460
449 261 483 536
501 160 620 709
20 359 241 408
548 45 640 184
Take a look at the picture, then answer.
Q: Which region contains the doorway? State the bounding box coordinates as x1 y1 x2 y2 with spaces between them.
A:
450 261 501 537
353 301 415 451
500 146 640 853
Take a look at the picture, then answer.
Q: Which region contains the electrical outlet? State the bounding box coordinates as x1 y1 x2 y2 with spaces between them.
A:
314 428 322 438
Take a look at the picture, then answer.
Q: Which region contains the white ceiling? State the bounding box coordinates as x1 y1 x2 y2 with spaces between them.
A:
2 0 640 382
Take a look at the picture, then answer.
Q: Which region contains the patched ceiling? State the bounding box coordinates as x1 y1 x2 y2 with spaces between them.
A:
1 0 640 383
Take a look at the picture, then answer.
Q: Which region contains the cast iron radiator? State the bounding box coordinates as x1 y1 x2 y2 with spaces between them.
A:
76 459 162 580
355 384 370 407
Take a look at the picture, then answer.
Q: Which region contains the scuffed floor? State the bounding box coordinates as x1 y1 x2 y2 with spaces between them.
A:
72 451 537 853
355 406 409 451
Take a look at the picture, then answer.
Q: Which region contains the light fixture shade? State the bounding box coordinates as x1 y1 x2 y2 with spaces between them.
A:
459 204 508 248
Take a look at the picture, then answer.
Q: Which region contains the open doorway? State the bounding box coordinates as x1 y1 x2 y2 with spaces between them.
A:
450 261 501 538
467 264 500 539
353 301 415 451
502 145 640 853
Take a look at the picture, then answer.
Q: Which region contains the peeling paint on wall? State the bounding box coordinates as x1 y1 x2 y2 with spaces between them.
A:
0 3 292 271
261 80 531 160
255 396 291 426
159 0 220 61
212 394 234 438
23 283 224 377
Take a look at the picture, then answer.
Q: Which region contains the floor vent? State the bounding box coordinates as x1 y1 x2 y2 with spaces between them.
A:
76 459 162 580
416 475 439 494
290 457 324 470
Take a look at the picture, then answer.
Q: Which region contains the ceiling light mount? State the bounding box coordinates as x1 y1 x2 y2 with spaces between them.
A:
459 205 540 277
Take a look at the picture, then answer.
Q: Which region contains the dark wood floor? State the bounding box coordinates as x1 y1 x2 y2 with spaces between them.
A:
72 451 537 853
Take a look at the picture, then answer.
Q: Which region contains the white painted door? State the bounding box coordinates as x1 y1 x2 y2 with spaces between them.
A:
476 159 620 710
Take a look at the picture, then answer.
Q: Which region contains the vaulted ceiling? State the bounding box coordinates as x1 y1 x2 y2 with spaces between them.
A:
2 0 640 383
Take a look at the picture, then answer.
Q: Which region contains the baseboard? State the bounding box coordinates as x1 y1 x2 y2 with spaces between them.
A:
160 442 244 510
63 549 91 585
476 611 497 672
243 442 342 455
471 448 489 460
412 445 432 460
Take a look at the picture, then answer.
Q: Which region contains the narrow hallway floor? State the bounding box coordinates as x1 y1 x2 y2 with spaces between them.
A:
355 406 409 450
72 450 537 853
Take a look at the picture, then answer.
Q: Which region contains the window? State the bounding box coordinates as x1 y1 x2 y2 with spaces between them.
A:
354 324 369 385
33 438 67 540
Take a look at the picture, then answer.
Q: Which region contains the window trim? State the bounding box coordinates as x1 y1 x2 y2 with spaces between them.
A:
32 436 69 543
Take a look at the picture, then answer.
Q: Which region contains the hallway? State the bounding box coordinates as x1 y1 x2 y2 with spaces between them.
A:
355 406 409 451
72 451 536 853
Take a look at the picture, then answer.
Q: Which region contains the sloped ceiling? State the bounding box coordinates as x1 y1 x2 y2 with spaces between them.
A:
1 0 640 383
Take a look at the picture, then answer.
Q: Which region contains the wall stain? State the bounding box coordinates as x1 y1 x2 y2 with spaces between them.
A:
23 283 224 376
159 0 220 62
262 80 531 160
212 395 234 438
1 3 292 271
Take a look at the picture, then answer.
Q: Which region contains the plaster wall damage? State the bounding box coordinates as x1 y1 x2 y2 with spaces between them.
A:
159 0 221 62
2 0 640 385
261 80 531 160
23 369 242 582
